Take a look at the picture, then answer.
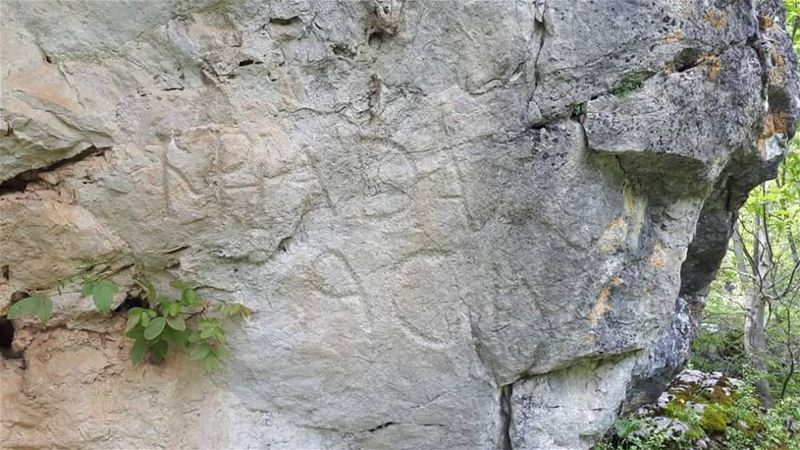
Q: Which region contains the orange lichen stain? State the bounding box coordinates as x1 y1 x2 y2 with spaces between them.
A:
660 30 684 43
598 217 627 253
588 277 623 323
757 112 789 154
649 242 666 269
758 15 774 30
588 288 612 323
757 137 767 155
699 54 722 80
703 10 729 30
762 112 789 143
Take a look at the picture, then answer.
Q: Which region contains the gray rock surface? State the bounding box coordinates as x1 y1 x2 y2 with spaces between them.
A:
0 1 797 449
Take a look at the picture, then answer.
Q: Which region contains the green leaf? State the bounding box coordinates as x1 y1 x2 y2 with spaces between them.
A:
160 300 175 315
35 296 53 322
163 327 189 348
238 304 253 318
7 297 39 320
165 302 181 317
126 326 145 340
203 353 220 372
152 339 169 362
170 280 188 290
198 318 223 340
187 331 203 343
7 295 53 323
189 344 211 360
125 314 142 333
167 316 186 331
139 309 156 327
131 338 147 364
181 288 201 306
127 307 146 316
91 280 119 313
212 346 231 359
81 281 94 297
138 279 157 302
217 303 253 318
144 317 167 340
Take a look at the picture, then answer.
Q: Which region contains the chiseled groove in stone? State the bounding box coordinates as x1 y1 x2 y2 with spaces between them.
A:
0 0 797 449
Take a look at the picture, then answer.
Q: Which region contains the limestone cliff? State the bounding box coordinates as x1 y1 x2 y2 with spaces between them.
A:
1 1 797 449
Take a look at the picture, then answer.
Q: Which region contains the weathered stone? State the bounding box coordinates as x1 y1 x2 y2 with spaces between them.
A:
0 0 797 449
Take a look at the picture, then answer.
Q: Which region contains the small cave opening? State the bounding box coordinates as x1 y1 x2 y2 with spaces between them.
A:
671 47 703 73
238 59 263 67
368 30 386 48
0 315 22 359
114 293 148 314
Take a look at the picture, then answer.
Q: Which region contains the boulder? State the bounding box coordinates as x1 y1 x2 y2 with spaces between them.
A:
1 1 797 448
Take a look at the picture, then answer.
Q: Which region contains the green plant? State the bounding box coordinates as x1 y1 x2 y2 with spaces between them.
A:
598 417 671 450
4 274 251 371
699 403 729 433
7 294 53 322
663 399 696 423
82 277 119 313
614 417 644 440
123 278 251 371
610 75 644 96
570 101 587 117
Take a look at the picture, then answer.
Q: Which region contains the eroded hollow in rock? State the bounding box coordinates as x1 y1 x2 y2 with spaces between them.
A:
114 293 147 314
0 316 20 359
0 146 107 194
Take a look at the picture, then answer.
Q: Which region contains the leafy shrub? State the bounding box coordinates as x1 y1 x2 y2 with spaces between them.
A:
594 379 800 450
122 278 251 371
699 403 729 433
5 275 251 371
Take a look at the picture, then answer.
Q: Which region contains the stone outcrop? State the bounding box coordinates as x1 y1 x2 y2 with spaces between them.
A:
1 1 797 449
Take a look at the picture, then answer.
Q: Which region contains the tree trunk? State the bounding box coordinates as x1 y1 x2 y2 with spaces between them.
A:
734 223 772 408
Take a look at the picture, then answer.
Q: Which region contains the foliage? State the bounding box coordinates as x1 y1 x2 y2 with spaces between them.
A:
4 274 251 371
7 294 53 323
592 417 669 450
610 74 644 96
123 278 251 371
787 0 800 53
593 380 800 450
570 101 587 117
693 139 800 402
82 278 119 313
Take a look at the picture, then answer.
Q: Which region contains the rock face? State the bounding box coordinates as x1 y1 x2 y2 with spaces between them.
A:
0 1 797 449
